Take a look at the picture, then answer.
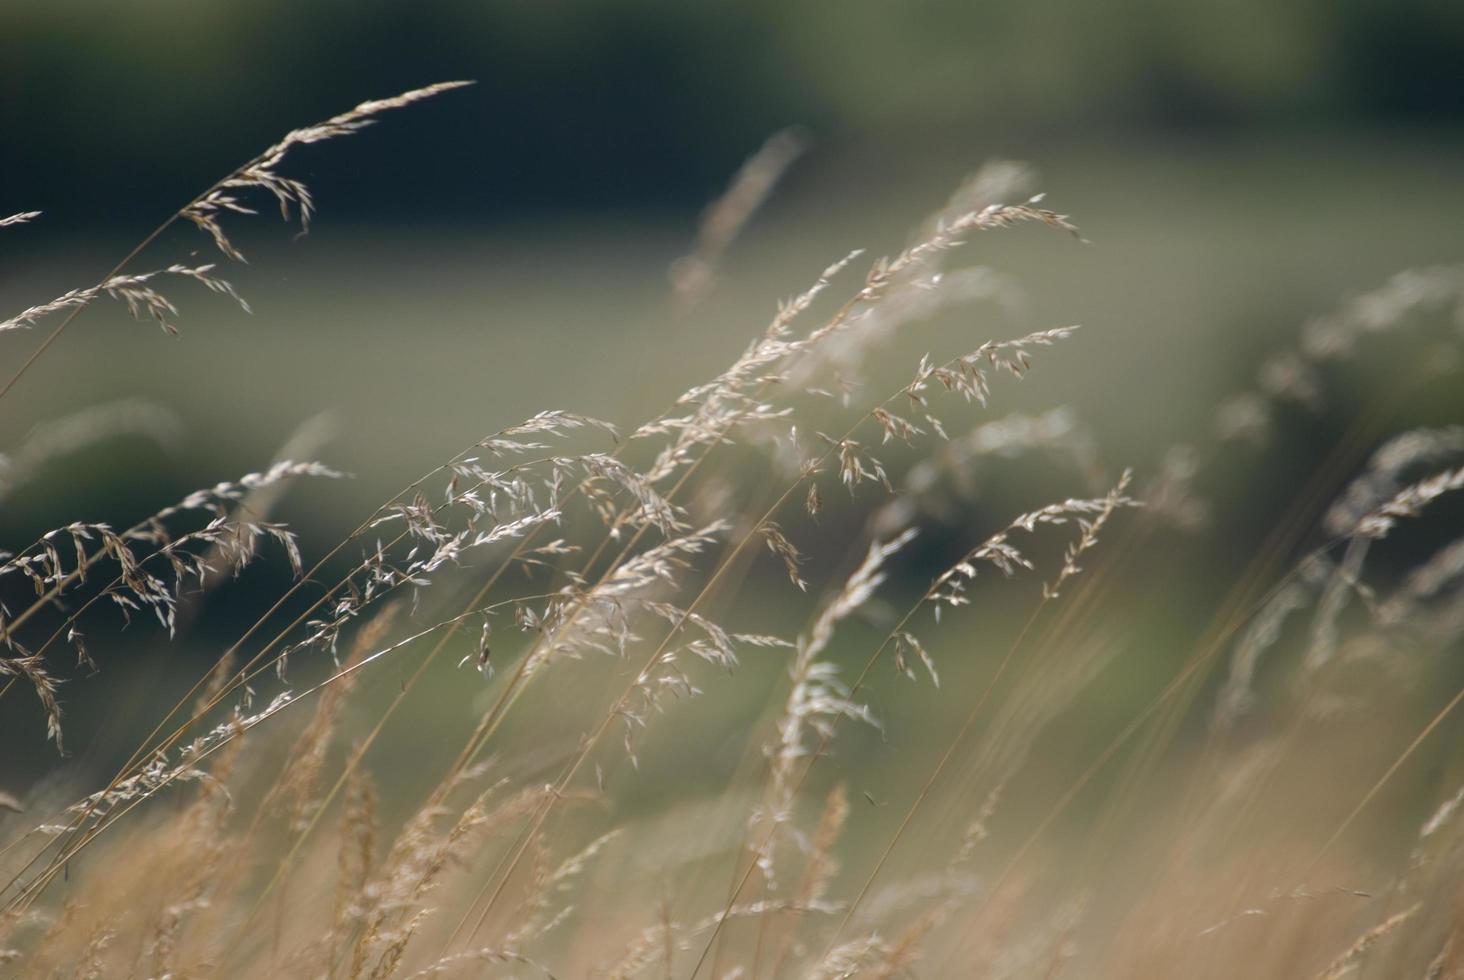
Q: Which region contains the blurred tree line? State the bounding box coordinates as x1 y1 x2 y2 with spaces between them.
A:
3 0 1461 230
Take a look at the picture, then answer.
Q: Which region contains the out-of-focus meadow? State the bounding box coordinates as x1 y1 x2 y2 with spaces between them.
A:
3 3 1464 977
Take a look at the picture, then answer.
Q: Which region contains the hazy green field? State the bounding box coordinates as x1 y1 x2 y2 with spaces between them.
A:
6 132 1463 509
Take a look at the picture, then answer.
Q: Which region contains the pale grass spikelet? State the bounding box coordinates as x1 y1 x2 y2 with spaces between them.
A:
1258 350 1325 411
792 265 1023 394
1215 392 1273 447
523 521 731 679
506 829 621 945
755 529 917 886
272 440 628 676
768 250 866 342
905 326 1081 410
1326 427 1464 536
760 522 810 592
1216 266 1464 451
1301 265 1464 362
347 775 531 978
183 81 474 261
918 160 1037 237
663 245 866 424
874 407 1103 536
0 459 339 746
930 489 1138 615
892 630 938 686
1303 535 1371 671
796 783 850 907
1353 465 1464 539
1213 578 1312 729
641 599 760 674
1041 468 1135 600
830 434 892 494
263 603 400 833
813 529 919 657
0 211 42 228
861 199 1081 302
477 409 619 456
1 264 248 336
1312 903 1421 980
955 782 1005 865
1420 782 1464 842
28 745 219 843
1143 443 1211 530
600 527 802 750
670 126 810 309
807 934 893 980
456 615 494 677
577 453 685 535
178 414 338 627
872 406 925 446
166 459 346 518
0 655 64 751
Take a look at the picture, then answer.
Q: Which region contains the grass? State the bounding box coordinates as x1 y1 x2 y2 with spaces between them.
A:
3 82 1464 978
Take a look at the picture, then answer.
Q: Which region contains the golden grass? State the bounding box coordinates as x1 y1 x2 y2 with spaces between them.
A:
3 82 1464 978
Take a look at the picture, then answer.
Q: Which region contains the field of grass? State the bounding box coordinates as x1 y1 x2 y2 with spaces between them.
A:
3 85 1464 977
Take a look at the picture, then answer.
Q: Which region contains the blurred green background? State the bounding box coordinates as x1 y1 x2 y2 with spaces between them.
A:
6 0 1464 228
3 0 1463 831
4 0 1461 463
5 0 1463 459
